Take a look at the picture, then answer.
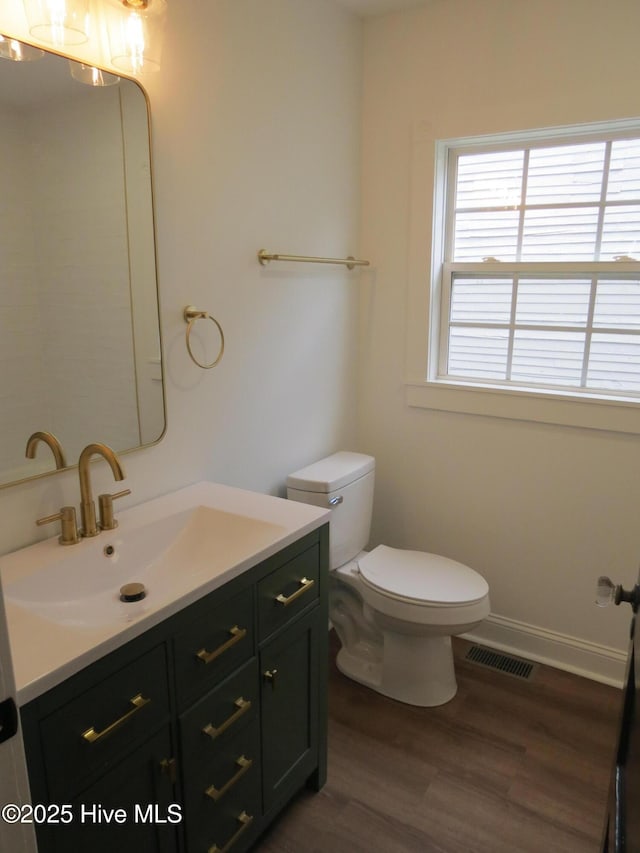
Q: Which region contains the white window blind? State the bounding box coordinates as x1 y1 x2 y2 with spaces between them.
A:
440 134 640 398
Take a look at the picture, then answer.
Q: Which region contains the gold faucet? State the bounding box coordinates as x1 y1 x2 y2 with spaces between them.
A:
25 431 67 470
78 443 128 537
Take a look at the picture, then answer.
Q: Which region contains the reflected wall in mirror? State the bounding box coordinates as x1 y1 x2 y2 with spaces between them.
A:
0 42 165 488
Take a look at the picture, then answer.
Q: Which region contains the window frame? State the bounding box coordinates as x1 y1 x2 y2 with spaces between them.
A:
440 261 640 397
405 118 640 434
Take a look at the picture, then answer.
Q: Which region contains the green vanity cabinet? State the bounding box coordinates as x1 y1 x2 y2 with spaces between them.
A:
21 637 180 853
260 609 320 814
20 523 329 853
63 727 179 853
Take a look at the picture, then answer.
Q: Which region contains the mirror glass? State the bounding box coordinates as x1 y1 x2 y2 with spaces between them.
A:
0 42 165 488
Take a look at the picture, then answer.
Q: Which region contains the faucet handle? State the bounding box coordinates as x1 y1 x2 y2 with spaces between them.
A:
98 489 131 531
36 506 79 546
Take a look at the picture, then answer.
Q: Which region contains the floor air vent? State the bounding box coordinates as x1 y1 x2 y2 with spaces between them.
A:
465 645 537 680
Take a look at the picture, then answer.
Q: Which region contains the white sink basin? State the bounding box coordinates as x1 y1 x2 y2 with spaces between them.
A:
0 480 330 704
3 505 285 629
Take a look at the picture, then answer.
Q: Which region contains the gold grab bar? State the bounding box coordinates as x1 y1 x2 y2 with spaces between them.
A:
196 625 247 665
81 694 150 744
208 811 254 853
202 697 252 740
183 305 225 370
205 756 253 802
275 577 315 607
258 249 369 270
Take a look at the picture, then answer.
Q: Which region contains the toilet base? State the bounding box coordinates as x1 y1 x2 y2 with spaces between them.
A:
335 631 458 707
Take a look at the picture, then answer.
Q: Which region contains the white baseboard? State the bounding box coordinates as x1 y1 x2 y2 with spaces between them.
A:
462 613 627 688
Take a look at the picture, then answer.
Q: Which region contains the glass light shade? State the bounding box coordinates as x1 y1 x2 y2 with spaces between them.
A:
69 60 120 86
107 0 167 74
0 35 44 61
22 0 91 46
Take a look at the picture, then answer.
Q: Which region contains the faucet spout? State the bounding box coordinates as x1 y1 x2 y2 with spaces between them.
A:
78 443 126 537
25 431 67 470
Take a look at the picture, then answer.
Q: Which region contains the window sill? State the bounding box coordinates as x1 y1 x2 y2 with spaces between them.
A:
405 379 640 434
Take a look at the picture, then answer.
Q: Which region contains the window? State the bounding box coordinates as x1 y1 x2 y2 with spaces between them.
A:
437 131 640 400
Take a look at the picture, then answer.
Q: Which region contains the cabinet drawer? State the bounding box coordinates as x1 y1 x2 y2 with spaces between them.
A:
174 587 254 705
258 544 320 641
184 719 261 853
39 644 170 800
190 786 260 853
179 658 258 769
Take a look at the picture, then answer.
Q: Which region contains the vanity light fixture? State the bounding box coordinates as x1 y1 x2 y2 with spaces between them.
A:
68 60 120 86
0 34 44 61
106 0 166 74
22 0 91 46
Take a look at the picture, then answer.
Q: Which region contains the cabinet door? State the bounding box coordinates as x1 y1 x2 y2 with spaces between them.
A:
44 727 179 853
260 609 319 814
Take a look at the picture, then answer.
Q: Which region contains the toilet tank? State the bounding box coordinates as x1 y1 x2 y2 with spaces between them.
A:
287 451 375 570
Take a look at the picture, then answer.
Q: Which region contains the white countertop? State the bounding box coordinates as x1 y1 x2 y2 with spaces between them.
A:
0 481 330 705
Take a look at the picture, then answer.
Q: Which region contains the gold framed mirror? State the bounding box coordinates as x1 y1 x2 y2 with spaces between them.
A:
0 38 165 488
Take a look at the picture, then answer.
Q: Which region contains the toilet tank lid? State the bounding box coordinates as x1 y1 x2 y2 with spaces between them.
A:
287 451 375 493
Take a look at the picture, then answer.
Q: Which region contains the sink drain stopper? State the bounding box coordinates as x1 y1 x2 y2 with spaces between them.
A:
120 582 146 603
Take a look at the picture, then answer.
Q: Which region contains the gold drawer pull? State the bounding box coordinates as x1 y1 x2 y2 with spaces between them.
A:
208 810 253 853
196 626 247 665
275 576 315 607
202 697 251 740
81 693 150 744
205 755 253 802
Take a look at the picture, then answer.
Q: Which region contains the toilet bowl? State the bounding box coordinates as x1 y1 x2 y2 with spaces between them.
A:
287 451 490 707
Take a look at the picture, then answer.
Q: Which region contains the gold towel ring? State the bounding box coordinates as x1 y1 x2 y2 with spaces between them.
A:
183 306 225 369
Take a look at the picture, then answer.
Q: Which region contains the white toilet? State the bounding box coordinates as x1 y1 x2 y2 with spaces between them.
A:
287 451 490 707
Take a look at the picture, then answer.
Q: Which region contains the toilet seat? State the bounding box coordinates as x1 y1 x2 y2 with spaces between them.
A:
357 545 489 607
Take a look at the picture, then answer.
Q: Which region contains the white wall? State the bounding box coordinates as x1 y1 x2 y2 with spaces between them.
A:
359 0 640 681
0 0 362 555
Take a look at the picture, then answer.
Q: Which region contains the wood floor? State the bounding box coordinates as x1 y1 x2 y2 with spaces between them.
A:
256 633 621 853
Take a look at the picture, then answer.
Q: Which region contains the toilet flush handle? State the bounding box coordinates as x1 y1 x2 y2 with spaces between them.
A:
329 495 343 507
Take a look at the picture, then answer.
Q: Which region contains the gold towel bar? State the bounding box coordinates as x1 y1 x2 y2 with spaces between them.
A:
258 249 369 270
